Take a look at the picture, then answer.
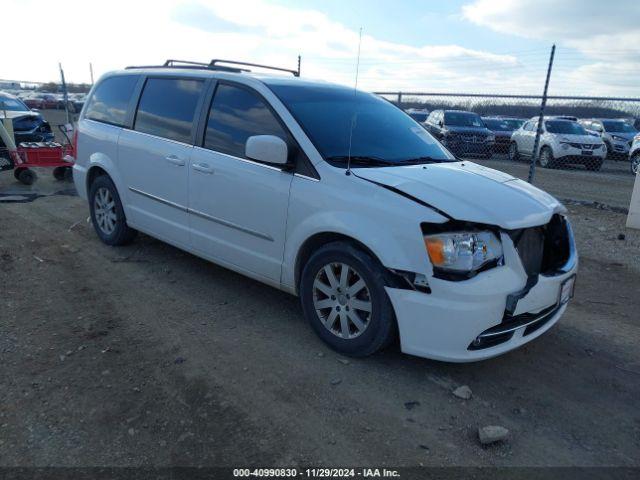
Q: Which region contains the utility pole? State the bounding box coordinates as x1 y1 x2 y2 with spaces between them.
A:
528 44 555 184
297 55 301 77
89 62 94 85
59 63 71 124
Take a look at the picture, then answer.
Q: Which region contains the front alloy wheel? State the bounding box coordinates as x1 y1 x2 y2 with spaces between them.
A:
300 242 396 357
631 153 640 175
312 262 373 339
508 142 519 161
539 147 554 168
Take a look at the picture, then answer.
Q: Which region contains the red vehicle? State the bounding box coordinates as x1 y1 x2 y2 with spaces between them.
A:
0 123 76 185
23 95 45 109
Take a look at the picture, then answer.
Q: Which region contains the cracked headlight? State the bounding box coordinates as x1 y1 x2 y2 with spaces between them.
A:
424 231 503 275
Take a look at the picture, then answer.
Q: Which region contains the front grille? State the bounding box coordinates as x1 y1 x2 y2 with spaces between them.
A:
510 214 571 277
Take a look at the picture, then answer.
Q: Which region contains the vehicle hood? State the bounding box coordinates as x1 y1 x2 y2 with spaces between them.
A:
353 161 563 229
446 126 491 135
551 133 603 144
491 130 513 138
608 131 636 141
0 110 40 120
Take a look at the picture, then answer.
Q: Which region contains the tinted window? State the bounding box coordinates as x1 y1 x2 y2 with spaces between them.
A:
444 111 484 128
408 112 428 123
134 78 204 143
602 120 636 133
269 84 453 167
0 95 29 111
545 120 586 135
85 75 138 126
204 84 288 158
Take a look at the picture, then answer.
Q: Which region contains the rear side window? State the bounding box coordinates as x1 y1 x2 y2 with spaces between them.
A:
134 78 204 143
204 84 288 158
85 75 138 126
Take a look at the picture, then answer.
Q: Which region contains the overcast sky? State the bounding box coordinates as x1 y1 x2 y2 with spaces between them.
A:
2 0 639 96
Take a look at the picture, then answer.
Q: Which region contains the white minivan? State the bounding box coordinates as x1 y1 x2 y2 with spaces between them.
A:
73 60 577 362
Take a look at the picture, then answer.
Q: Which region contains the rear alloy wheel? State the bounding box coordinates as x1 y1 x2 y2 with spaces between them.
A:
539 146 555 168
631 153 640 175
89 175 137 246
300 242 396 357
508 142 520 161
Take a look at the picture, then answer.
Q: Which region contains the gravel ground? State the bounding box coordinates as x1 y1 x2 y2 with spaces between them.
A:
1 164 639 468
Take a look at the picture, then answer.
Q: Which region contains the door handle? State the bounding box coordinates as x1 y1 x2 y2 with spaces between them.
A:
192 162 214 174
165 155 186 166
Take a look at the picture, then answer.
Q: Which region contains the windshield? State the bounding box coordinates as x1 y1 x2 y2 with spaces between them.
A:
269 84 455 167
0 96 29 112
545 120 586 135
602 120 636 133
408 112 428 122
483 118 523 131
444 111 485 128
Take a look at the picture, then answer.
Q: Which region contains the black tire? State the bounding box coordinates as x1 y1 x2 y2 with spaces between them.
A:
538 146 555 168
604 141 612 160
53 166 67 180
299 241 396 357
508 142 520 161
13 167 24 180
88 175 137 246
630 153 640 175
18 168 36 185
585 159 603 172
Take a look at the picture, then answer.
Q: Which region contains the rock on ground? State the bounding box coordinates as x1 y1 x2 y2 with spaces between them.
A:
478 425 509 445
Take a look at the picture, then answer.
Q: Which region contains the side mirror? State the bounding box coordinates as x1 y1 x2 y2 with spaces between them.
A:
31 108 40 113
438 120 444 127
245 135 288 165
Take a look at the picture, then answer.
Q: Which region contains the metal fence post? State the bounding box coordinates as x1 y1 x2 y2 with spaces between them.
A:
528 44 556 184
59 63 71 125
397 92 402 106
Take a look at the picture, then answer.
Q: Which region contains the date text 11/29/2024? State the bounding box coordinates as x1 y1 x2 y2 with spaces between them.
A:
233 468 400 478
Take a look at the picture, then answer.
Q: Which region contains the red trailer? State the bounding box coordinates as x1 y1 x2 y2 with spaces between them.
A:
1 124 76 185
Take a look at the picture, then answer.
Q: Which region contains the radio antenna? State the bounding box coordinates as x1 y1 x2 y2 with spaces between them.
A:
346 27 363 176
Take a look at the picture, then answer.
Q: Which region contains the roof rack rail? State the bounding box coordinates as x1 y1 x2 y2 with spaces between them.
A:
209 59 300 77
126 57 301 77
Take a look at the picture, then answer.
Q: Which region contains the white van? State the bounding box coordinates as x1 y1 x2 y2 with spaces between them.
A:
73 60 577 362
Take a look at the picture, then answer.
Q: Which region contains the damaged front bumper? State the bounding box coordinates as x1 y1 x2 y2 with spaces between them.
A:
387 217 578 362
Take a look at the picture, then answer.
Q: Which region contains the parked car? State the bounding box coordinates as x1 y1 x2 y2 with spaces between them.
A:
73 63 577 362
509 117 606 170
579 118 637 160
0 92 54 143
482 117 526 153
23 94 45 110
424 110 495 158
629 133 640 175
68 93 87 113
405 108 429 123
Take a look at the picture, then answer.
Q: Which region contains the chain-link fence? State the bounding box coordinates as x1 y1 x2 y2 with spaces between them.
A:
375 92 639 212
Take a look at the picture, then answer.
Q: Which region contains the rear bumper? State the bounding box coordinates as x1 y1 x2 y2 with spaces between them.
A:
72 163 88 200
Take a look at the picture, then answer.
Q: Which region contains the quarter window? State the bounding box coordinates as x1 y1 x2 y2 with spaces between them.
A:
85 75 138 126
204 84 288 158
134 78 204 143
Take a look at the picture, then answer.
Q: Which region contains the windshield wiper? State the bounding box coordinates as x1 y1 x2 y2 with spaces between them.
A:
400 156 449 165
325 156 397 167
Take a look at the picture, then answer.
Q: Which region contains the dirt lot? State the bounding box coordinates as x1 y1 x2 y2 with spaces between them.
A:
1 159 639 469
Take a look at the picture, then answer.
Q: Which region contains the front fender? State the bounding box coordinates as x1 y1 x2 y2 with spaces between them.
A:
281 174 448 291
